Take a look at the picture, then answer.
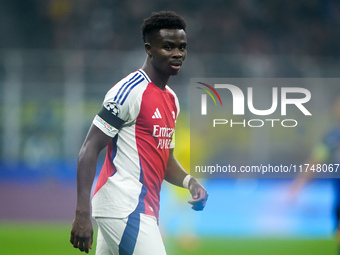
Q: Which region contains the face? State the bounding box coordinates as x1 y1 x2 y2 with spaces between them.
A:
146 29 187 77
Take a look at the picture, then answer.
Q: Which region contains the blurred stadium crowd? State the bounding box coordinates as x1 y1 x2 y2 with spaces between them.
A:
0 1 339 242
1 0 340 171
1 0 340 56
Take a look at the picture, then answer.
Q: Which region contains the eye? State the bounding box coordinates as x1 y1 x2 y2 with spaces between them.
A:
179 45 186 51
164 45 172 51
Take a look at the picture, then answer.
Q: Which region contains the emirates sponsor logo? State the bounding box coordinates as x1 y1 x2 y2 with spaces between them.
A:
152 125 175 149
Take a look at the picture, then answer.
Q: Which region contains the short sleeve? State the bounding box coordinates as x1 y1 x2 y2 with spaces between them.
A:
93 93 130 137
93 84 133 138
92 71 147 137
93 102 126 138
165 85 180 149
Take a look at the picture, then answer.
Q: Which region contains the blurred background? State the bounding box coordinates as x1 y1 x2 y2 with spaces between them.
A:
1 0 340 254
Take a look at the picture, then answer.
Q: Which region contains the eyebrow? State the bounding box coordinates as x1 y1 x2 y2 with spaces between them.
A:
163 41 187 46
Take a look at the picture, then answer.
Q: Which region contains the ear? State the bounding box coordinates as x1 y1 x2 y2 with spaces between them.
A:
145 43 152 57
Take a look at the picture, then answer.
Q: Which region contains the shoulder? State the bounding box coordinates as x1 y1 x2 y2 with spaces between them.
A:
105 70 151 105
165 85 179 103
165 85 177 97
165 85 180 115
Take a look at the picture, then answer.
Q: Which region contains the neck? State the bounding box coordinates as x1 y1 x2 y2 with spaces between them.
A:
141 59 169 91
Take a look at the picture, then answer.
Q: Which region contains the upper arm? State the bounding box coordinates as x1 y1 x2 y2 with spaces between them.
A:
167 148 176 166
83 81 135 155
169 148 174 157
165 148 189 187
80 124 113 156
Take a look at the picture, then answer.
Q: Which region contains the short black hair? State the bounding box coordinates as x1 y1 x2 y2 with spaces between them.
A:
141 11 186 43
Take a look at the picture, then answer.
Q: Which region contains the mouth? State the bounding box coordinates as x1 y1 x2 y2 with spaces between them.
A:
170 61 182 70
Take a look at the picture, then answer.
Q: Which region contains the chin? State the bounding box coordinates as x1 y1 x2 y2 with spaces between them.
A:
170 69 181 76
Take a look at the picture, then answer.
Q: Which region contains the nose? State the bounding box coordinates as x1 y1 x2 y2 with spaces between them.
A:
172 48 183 58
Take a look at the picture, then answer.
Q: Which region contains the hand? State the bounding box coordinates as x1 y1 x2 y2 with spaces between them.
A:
188 178 208 211
70 213 93 253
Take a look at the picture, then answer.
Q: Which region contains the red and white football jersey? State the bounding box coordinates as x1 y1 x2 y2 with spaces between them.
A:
92 69 179 221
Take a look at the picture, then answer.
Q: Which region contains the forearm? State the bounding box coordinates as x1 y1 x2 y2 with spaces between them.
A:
165 150 208 210
71 125 111 252
164 152 189 188
75 146 99 215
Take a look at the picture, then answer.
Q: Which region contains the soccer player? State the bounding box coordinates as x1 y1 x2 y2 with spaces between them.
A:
289 94 340 250
70 11 208 255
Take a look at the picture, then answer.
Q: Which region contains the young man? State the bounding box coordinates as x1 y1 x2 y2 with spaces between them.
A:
70 11 208 255
289 95 340 252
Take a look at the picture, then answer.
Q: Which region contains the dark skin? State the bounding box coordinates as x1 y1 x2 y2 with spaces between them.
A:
70 28 208 253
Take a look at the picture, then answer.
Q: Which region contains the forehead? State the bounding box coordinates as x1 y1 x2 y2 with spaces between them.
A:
153 29 187 44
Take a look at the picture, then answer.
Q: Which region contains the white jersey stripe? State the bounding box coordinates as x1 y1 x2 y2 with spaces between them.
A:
120 77 144 105
116 75 143 105
138 69 151 83
113 73 140 104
